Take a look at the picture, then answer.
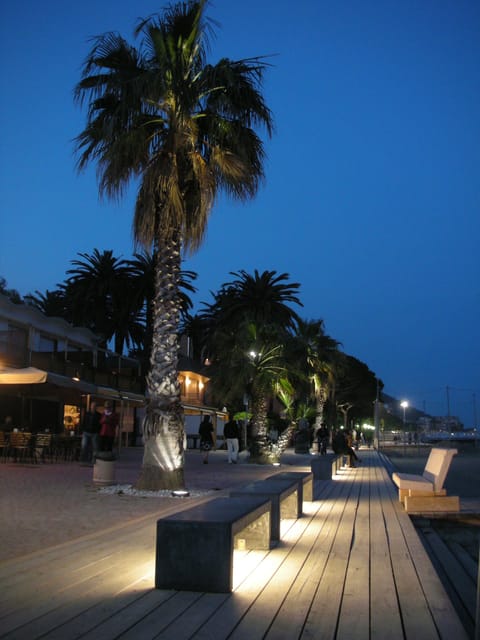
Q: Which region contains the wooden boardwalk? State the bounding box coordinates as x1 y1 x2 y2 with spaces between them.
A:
0 449 471 639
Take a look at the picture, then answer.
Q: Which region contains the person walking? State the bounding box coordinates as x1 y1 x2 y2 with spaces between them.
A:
199 415 214 464
224 415 240 464
80 400 101 464
99 401 119 453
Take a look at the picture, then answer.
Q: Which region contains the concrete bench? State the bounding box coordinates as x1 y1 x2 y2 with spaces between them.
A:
266 471 314 514
392 447 459 513
155 496 271 593
230 477 300 543
311 453 344 480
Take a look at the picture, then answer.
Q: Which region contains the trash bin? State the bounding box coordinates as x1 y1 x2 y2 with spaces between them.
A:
93 452 116 485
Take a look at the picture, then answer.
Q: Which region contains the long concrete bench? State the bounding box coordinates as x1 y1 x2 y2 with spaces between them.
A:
266 470 314 514
311 453 344 480
230 477 299 542
155 495 271 593
391 447 459 513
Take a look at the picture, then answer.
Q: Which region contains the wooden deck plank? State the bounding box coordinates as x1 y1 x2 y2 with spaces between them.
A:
0 526 155 626
0 558 154 640
420 527 477 620
377 463 470 640
370 460 405 639
0 536 155 616
335 461 372 640
228 501 334 639
261 480 352 640
112 590 204 639
155 593 230 640
77 590 176 640
301 469 362 639
377 464 442 639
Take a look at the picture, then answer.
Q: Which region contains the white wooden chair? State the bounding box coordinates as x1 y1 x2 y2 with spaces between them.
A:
392 447 459 513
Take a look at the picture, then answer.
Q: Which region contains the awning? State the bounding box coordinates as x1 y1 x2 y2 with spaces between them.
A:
0 367 144 404
95 386 145 405
0 366 48 384
0 366 97 395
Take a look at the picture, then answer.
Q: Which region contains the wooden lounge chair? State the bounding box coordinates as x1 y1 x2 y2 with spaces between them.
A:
392 447 459 513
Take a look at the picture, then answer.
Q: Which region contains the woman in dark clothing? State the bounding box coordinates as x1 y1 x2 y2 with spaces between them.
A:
198 415 214 464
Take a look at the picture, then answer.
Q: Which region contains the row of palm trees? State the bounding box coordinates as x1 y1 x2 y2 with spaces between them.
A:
14 254 381 468
23 249 196 361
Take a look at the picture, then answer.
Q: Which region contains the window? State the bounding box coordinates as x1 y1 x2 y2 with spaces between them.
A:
0 324 28 366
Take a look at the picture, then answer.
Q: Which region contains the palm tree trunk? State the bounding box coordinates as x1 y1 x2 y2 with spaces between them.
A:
136 237 185 490
249 385 272 463
314 386 328 429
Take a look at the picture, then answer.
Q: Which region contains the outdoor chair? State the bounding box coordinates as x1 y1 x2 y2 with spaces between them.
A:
0 431 8 461
8 432 34 463
392 447 459 513
34 432 53 463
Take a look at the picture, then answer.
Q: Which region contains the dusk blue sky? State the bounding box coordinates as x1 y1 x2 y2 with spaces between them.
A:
1 1 479 427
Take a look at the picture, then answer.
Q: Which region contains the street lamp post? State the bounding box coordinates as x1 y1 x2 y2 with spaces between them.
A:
374 378 380 450
401 400 408 453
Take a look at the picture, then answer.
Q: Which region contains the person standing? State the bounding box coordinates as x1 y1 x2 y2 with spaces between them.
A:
224 415 240 464
99 401 119 452
198 415 214 464
80 401 101 463
315 423 329 455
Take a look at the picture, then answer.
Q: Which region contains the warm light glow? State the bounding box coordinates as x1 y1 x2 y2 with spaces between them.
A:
185 377 191 387
199 381 204 390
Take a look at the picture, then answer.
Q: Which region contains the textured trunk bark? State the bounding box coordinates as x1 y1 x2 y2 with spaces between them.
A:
314 386 328 428
249 386 273 464
136 237 186 490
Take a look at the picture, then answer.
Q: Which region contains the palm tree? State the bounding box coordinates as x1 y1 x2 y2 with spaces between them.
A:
200 270 302 462
207 321 288 462
63 249 133 352
74 1 273 489
0 278 22 304
288 318 342 428
206 269 303 331
24 289 69 320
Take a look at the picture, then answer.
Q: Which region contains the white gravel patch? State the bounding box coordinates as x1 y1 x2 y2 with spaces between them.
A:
98 484 214 498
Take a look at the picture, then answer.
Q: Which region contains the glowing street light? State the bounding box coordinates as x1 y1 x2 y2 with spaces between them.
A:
400 400 409 425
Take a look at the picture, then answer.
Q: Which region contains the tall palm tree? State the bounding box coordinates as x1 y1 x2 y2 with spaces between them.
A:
74 1 273 489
